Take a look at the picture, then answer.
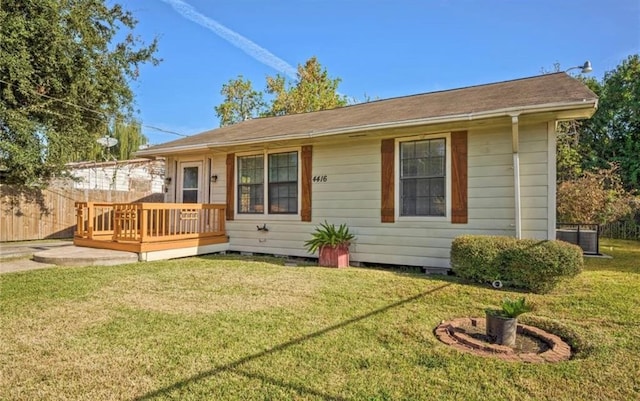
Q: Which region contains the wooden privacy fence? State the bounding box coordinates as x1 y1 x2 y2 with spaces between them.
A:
0 185 163 242
74 202 227 253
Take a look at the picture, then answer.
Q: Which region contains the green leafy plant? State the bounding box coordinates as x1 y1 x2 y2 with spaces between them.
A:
487 297 534 318
304 221 355 254
450 235 584 293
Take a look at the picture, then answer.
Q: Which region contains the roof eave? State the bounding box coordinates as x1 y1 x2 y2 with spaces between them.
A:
135 99 597 156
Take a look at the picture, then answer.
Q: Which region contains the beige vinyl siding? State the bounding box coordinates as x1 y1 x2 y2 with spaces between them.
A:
184 121 553 268
209 155 227 204
519 123 550 239
466 127 516 240
164 157 176 203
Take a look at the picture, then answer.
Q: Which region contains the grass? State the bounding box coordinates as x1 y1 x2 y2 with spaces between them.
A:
1 239 639 400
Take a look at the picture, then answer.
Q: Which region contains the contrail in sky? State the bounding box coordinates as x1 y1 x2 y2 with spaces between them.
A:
161 0 298 80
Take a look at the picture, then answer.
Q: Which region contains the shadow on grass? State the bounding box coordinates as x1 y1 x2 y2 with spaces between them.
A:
132 283 451 400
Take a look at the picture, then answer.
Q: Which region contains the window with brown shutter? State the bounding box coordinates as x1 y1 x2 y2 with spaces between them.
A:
229 148 307 219
381 131 467 224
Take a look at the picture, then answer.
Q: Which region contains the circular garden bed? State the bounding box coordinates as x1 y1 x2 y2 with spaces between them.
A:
435 317 572 363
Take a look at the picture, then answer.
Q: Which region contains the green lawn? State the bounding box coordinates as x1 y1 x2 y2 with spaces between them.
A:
1 239 638 400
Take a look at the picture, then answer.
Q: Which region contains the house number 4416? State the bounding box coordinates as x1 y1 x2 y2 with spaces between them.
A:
313 175 328 183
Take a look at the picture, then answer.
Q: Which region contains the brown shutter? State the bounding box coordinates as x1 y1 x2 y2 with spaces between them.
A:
381 138 395 223
226 153 235 221
451 131 468 224
301 145 312 222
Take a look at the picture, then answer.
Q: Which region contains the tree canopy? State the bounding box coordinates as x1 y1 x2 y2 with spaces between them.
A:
555 54 639 228
214 56 347 126
214 75 266 127
74 118 148 162
265 57 348 116
579 54 640 191
0 0 159 186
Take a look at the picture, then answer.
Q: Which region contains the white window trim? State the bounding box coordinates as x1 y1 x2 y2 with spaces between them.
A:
395 133 452 222
235 147 302 221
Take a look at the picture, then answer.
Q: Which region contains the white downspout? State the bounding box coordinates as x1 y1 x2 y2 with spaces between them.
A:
547 122 557 240
511 115 522 239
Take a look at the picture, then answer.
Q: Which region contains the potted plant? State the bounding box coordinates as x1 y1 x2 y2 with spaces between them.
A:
485 297 533 347
304 221 355 268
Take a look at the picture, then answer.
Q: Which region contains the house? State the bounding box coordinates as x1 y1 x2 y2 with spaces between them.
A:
77 73 597 267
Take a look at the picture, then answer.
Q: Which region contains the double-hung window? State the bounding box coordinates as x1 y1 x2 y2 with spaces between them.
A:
238 154 264 213
237 150 298 215
399 138 446 217
268 152 298 214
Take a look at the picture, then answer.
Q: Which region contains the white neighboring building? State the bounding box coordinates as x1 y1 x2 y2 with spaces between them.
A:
66 158 165 193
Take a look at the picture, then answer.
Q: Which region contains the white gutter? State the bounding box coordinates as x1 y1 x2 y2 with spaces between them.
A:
511 115 522 239
135 99 597 157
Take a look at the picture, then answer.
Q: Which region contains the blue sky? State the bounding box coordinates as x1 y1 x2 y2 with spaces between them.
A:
127 0 639 145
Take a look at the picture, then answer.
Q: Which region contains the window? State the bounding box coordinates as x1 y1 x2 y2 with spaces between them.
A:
268 152 298 214
182 166 199 203
238 154 264 213
179 162 202 203
400 138 446 216
237 151 298 215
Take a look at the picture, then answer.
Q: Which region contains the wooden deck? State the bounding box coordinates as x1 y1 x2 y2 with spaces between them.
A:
74 202 228 253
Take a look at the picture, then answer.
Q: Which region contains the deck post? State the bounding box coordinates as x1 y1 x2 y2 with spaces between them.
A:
139 203 148 243
219 206 226 233
87 202 94 239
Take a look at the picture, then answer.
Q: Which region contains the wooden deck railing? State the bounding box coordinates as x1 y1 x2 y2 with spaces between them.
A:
75 202 226 250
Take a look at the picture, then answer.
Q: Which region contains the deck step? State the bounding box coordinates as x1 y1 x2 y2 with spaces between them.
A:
33 245 138 267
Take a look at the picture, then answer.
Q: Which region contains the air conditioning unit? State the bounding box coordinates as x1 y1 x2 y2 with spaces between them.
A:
556 223 600 255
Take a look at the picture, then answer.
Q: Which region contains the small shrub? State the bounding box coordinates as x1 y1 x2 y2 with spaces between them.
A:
501 239 583 293
451 235 584 293
449 235 516 283
557 163 634 225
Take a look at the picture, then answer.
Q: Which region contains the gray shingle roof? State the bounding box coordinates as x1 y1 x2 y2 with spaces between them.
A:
138 72 597 155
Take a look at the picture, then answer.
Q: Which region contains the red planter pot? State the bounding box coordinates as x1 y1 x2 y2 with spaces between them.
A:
318 244 350 268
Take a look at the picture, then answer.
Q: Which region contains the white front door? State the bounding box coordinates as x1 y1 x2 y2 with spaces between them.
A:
178 161 202 203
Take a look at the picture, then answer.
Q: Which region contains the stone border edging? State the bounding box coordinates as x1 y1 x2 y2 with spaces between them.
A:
434 317 571 363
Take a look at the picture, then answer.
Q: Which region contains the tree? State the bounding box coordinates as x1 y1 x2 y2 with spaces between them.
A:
555 75 602 183
213 57 347 126
111 119 147 161
556 121 583 183
557 163 634 225
69 118 147 162
579 54 640 191
0 0 159 186
214 75 266 127
265 56 348 116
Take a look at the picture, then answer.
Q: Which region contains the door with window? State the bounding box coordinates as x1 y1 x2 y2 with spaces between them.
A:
178 162 202 203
